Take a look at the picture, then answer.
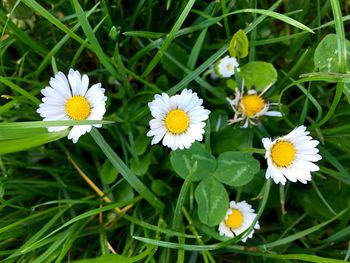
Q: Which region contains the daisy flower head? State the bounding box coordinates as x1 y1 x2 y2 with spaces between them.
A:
218 200 260 242
226 82 282 128
214 55 240 78
147 89 210 150
262 125 322 185
37 69 107 143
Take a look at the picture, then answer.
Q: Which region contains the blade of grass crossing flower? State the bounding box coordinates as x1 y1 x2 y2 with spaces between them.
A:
90 128 164 211
72 0 120 78
0 120 114 129
141 0 196 77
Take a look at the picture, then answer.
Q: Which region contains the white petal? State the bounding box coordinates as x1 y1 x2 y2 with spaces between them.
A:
264 111 282 117
270 166 287 185
297 153 322 162
147 126 167 137
67 125 91 143
262 138 272 150
81 74 89 96
149 119 164 129
68 69 83 96
296 160 319 172
281 168 298 182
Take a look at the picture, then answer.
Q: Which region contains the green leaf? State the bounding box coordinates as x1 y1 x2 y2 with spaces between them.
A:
226 79 237 90
114 181 135 203
314 34 350 72
228 29 249 58
151 180 173 196
212 126 253 154
239 61 278 91
100 160 118 184
195 177 228 226
170 142 216 181
130 153 151 176
213 152 260 187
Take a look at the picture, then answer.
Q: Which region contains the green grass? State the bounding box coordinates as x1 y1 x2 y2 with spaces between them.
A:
1 0 350 262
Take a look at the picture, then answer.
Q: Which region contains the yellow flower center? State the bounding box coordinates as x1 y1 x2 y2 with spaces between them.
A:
240 94 265 117
225 209 243 229
165 109 189 134
65 96 91 120
226 63 233 71
271 140 296 167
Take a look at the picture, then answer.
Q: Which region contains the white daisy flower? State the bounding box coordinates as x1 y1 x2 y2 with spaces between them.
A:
214 55 240 78
262 125 322 185
227 82 282 128
147 89 210 150
218 200 260 242
37 69 107 143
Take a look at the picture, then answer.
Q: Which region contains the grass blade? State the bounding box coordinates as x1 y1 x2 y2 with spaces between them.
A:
71 0 120 78
90 128 164 211
141 0 196 77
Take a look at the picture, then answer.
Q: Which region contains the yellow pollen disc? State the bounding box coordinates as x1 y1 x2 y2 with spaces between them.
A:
271 140 296 167
240 94 265 117
225 209 244 229
226 63 233 71
65 96 91 120
165 109 189 134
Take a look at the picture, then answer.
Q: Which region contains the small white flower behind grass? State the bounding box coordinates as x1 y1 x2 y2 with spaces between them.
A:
227 82 282 128
214 55 240 78
218 200 260 242
37 69 107 143
262 125 322 185
147 89 210 150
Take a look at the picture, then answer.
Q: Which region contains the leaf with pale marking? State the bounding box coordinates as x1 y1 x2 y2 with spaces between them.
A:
170 142 216 181
213 151 260 187
195 177 229 226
